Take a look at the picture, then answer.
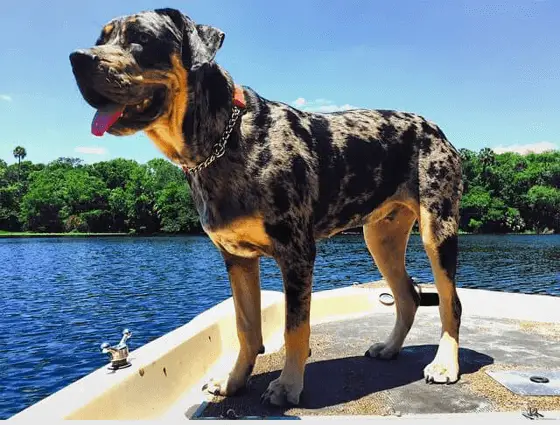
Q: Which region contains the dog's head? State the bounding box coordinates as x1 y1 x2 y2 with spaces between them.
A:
69 8 225 136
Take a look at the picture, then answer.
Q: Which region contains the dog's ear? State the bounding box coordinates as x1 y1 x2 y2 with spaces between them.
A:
156 8 186 34
195 24 225 61
155 8 225 69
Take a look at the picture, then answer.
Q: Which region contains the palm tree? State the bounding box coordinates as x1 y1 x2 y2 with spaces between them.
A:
478 147 495 180
478 147 495 169
459 148 475 164
13 146 27 182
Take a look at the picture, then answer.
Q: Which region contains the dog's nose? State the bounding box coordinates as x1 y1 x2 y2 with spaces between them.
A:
69 50 99 72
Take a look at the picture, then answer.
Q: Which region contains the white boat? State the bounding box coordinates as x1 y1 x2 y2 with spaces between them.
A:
9 281 560 421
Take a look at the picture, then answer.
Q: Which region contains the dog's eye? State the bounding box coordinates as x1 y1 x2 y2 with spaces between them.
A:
138 33 150 44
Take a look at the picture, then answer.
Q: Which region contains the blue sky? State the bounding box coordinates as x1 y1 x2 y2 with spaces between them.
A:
1 0 559 165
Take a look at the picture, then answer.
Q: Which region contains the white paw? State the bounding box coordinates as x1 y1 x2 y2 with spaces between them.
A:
424 360 459 384
203 373 247 396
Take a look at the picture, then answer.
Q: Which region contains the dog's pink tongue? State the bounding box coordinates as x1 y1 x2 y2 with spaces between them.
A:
91 104 125 136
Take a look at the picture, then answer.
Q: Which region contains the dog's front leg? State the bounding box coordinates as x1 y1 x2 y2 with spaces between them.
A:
205 252 263 396
261 240 315 406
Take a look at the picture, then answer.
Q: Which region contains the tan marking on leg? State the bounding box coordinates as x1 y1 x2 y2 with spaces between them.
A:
206 255 262 396
364 203 418 359
420 206 461 383
206 215 273 258
262 317 310 406
283 319 311 380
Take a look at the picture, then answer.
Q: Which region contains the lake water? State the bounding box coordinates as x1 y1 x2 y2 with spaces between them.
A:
1 234 559 418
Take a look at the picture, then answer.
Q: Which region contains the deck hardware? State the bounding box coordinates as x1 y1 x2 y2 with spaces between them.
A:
223 409 238 420
100 328 132 370
522 405 544 420
379 292 395 306
530 376 550 384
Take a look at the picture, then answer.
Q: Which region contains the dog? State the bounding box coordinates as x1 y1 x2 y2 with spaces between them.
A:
70 8 463 406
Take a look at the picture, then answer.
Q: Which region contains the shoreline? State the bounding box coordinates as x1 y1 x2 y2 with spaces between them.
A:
0 232 132 238
0 231 555 238
0 232 204 238
340 230 551 236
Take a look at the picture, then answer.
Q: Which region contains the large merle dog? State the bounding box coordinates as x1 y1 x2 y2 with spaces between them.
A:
69 8 463 406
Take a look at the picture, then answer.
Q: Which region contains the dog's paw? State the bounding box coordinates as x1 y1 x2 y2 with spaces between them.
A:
260 377 302 406
364 342 399 360
202 375 246 397
423 360 459 384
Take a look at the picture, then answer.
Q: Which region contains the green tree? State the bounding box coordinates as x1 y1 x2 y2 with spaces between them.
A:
108 187 128 232
123 164 159 233
19 168 66 232
460 186 510 232
458 148 478 193
526 185 560 233
60 168 108 232
147 159 201 233
89 158 138 189
478 147 496 182
12 146 27 182
155 181 200 233
20 162 108 232
49 157 84 169
0 160 19 230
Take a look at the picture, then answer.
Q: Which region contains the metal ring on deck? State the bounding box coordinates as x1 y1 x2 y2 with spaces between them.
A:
530 375 549 384
379 292 395 306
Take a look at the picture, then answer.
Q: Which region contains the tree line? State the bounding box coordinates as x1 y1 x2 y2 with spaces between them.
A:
1 149 200 234
459 147 559 233
0 146 558 234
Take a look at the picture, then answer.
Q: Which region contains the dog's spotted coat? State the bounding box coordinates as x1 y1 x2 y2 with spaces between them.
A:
70 8 464 406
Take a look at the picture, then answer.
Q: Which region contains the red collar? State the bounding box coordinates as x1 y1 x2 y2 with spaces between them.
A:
232 84 246 109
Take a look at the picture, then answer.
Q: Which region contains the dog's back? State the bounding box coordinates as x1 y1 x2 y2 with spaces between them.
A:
233 89 462 243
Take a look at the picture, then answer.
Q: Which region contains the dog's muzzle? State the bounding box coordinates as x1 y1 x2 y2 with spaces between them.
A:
69 49 99 76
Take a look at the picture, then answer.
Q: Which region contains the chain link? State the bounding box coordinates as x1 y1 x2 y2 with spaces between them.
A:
186 106 243 175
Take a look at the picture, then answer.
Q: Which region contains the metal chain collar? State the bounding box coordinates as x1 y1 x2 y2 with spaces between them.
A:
185 106 243 175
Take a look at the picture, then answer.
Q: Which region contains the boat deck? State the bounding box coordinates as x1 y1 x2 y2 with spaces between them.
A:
197 308 560 419
10 284 560 421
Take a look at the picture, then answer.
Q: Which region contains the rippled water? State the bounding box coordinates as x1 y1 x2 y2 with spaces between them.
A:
1 234 559 418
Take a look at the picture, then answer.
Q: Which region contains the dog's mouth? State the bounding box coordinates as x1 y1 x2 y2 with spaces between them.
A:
78 83 167 136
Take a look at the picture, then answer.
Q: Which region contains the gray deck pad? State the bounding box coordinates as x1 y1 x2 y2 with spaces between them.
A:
198 310 560 418
487 370 560 396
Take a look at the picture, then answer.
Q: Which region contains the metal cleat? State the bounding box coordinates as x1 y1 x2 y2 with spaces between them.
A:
101 328 132 370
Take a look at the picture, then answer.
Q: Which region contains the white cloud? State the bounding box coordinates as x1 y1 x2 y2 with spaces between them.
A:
0 94 12 102
492 141 558 155
75 146 108 155
290 98 359 113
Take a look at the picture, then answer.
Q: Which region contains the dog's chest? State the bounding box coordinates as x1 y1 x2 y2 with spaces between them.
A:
145 125 186 163
205 215 272 258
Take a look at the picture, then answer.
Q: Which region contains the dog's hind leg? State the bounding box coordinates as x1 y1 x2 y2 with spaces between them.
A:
418 144 463 384
419 205 462 384
205 252 263 396
364 204 419 359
